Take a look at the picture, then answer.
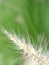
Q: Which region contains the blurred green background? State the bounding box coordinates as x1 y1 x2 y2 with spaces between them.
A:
0 0 49 65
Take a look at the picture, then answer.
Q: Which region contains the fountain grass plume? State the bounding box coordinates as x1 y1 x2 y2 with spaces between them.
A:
2 28 49 65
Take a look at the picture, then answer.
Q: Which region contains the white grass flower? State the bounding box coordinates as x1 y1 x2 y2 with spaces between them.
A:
2 29 49 65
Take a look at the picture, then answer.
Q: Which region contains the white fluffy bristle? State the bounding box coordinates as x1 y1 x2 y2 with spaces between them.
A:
3 29 49 65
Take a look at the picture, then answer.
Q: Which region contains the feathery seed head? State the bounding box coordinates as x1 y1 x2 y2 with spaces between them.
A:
2 29 49 65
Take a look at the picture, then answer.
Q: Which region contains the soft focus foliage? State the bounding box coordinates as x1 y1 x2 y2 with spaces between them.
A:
0 0 49 65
